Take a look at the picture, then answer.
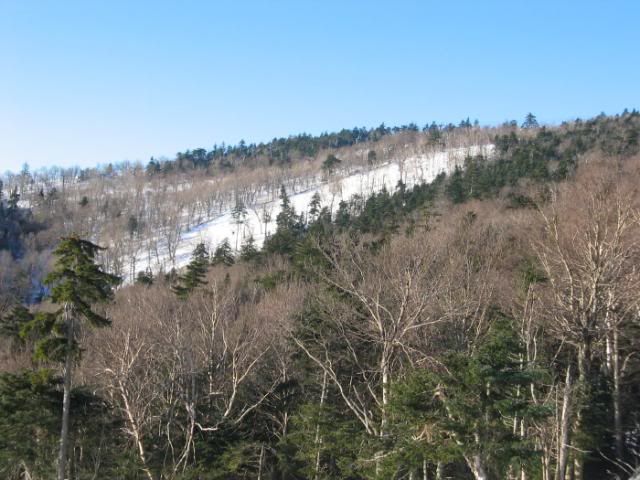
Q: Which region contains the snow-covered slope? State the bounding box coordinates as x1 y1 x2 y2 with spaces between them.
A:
134 144 493 279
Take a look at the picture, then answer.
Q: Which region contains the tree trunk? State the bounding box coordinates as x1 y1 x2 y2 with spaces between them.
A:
542 447 551 480
520 418 527 480
381 357 389 437
57 306 73 480
375 356 390 477
257 444 265 480
573 345 591 480
118 381 154 480
567 458 574 480
465 454 488 480
612 324 623 459
313 370 328 480
556 365 573 480
604 291 623 462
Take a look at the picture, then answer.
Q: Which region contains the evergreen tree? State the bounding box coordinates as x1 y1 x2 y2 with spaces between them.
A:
146 158 161 176
390 313 549 478
308 192 322 223
276 185 296 230
427 122 442 145
445 166 467 203
212 238 235 266
459 117 472 129
522 112 539 129
266 185 305 256
0 369 131 479
231 197 248 250
8 186 19 212
126 215 139 238
135 268 154 286
27 236 120 480
0 304 33 351
334 200 351 228
322 154 341 175
240 235 260 263
0 370 63 479
172 242 209 298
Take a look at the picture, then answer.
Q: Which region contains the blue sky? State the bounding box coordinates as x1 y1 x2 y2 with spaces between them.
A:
1 1 639 172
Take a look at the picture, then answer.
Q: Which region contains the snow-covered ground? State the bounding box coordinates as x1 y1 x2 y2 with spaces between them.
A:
131 144 493 280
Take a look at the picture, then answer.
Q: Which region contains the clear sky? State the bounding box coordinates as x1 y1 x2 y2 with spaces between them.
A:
1 1 639 172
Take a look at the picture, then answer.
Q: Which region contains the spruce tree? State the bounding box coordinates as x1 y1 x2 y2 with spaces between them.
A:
445 166 467 204
390 313 549 478
522 112 539 129
231 198 248 250
308 192 322 223
0 369 128 478
276 185 296 230
334 200 350 228
0 304 33 349
172 242 209 298
321 154 341 175
240 235 260 262
267 186 304 256
212 238 235 266
34 235 120 480
0 370 62 479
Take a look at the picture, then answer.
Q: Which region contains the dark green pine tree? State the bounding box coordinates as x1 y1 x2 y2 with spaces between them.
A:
212 238 235 267
390 312 549 478
172 242 209 298
367 149 377 165
240 235 260 263
522 112 539 129
321 154 341 175
0 304 33 351
276 185 296 231
30 235 120 480
428 122 442 145
0 370 64 479
334 200 351 228
308 192 322 223
445 166 467 204
266 186 305 256
0 369 131 479
231 198 248 250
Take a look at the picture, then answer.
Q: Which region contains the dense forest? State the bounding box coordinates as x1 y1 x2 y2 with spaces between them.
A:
2 111 640 479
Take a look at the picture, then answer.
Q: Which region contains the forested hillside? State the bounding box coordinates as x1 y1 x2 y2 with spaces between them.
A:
0 119 491 303
2 111 640 479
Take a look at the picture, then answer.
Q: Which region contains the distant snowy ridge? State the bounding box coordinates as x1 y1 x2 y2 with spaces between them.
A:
127 144 493 281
